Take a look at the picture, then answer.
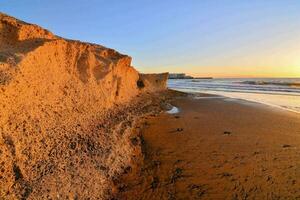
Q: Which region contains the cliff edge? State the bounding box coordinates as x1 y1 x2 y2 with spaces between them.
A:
0 12 168 199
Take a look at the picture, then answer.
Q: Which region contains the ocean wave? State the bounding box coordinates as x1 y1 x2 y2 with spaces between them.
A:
168 78 300 114
240 80 300 87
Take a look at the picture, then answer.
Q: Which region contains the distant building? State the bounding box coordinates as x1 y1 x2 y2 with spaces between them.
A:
168 73 213 79
169 73 193 79
169 73 186 79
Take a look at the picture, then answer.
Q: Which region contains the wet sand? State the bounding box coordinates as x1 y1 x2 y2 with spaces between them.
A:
115 92 300 199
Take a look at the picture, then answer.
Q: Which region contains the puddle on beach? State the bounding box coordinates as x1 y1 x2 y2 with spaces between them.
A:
166 106 179 114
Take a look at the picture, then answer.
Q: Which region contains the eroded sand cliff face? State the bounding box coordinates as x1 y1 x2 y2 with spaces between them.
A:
0 13 168 199
138 73 169 92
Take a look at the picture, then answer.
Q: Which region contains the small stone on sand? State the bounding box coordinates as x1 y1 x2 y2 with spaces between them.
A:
177 128 184 132
282 144 291 148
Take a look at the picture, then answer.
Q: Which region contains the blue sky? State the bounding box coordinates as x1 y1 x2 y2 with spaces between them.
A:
1 0 300 77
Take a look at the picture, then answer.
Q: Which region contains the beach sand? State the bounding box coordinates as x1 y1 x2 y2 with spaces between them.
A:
114 91 300 199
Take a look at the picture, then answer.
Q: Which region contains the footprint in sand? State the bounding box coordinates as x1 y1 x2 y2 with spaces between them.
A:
224 131 232 135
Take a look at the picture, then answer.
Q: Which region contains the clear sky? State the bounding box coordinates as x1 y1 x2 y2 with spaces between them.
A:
1 0 300 78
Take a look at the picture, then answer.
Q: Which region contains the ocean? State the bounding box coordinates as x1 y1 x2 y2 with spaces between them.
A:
168 78 300 114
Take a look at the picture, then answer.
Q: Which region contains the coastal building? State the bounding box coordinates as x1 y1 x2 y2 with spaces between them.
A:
169 73 194 79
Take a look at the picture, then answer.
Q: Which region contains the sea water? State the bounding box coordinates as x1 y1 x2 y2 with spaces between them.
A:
168 78 300 114
166 106 179 114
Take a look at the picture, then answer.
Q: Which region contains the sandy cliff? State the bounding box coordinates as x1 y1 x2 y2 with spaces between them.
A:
138 73 169 92
0 12 168 199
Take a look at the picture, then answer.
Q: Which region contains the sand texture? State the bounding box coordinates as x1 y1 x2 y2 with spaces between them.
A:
116 92 300 200
0 12 168 199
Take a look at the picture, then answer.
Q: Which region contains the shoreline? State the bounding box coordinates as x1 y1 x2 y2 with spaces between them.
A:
169 88 300 115
113 90 300 199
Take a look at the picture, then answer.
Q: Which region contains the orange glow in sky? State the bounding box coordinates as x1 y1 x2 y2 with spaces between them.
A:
3 0 300 78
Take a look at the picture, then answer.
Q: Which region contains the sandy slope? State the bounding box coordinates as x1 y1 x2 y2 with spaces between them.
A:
0 12 168 199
